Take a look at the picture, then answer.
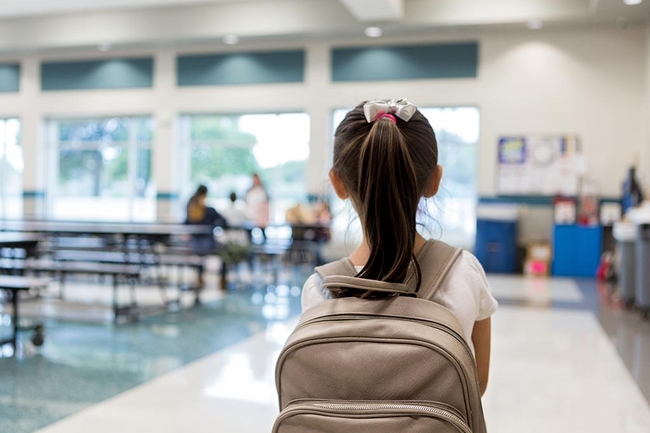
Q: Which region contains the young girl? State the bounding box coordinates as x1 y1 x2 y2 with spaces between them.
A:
301 99 498 396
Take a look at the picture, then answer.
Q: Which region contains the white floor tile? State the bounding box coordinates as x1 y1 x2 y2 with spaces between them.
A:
483 306 650 433
34 319 298 433
32 303 650 433
487 274 584 303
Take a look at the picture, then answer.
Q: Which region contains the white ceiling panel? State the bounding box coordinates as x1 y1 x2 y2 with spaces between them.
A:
0 0 646 52
0 0 245 18
339 0 404 22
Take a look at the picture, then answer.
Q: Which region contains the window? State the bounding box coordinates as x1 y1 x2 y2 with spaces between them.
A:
419 107 479 249
0 118 23 219
331 107 479 249
179 113 310 223
47 117 155 221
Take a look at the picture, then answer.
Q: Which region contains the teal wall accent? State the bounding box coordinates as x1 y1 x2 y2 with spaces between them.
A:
479 196 554 206
479 196 621 207
41 58 153 91
177 50 305 86
332 42 478 82
22 191 45 198
0 64 20 93
156 192 180 200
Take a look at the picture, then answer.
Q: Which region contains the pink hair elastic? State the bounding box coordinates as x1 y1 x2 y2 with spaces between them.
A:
375 113 397 124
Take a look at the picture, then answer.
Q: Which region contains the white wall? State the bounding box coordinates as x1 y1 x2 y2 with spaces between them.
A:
646 22 650 188
0 25 646 219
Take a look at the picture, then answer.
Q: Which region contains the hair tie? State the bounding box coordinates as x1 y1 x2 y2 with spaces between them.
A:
363 98 417 123
375 113 397 124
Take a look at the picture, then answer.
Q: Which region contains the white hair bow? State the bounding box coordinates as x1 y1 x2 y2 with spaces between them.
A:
363 98 417 123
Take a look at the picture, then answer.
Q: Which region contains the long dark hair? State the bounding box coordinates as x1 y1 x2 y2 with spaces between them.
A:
332 102 438 297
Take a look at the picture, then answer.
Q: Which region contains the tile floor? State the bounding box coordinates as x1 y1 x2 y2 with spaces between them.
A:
1 271 649 433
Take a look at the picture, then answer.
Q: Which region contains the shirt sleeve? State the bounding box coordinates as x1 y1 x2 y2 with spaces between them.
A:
465 252 499 321
301 273 331 312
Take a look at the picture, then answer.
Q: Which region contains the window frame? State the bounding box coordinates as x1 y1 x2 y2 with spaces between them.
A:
45 115 155 222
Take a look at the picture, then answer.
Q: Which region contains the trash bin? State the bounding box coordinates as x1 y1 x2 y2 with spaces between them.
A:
636 223 650 318
613 221 636 307
629 204 650 319
475 204 519 273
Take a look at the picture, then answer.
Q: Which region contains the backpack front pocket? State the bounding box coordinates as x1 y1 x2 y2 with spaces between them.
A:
273 400 472 433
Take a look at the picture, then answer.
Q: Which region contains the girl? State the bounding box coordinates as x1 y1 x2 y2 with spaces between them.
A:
301 99 498 396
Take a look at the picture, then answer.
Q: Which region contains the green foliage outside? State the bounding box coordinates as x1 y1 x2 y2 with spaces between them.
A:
57 117 153 197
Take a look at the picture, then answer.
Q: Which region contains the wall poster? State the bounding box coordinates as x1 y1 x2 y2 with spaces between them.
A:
497 135 582 196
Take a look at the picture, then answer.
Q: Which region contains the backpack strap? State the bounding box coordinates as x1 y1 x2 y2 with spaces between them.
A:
413 240 463 300
315 258 357 280
322 275 415 297
314 240 461 300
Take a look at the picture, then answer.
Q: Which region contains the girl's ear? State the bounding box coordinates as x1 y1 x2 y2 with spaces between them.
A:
424 165 443 198
329 169 349 200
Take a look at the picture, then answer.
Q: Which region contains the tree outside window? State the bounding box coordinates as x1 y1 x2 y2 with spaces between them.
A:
49 116 155 221
180 113 310 223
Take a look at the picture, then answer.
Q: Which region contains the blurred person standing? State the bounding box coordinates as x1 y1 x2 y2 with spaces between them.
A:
245 173 270 227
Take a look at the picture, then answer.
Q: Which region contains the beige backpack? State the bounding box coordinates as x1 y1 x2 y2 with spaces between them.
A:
274 240 488 433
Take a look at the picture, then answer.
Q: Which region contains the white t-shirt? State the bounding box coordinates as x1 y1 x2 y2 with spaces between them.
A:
301 250 498 353
245 186 269 226
221 202 248 226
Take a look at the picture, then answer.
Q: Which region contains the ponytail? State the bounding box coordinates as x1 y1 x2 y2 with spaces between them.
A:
355 118 422 292
331 101 437 298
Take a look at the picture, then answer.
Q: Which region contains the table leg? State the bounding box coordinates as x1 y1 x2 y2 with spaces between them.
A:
10 289 18 350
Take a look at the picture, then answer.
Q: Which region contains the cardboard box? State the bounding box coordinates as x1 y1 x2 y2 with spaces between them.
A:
525 242 551 276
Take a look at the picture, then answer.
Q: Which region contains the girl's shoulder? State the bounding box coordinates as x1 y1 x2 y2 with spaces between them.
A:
436 249 497 321
436 249 490 292
301 272 332 311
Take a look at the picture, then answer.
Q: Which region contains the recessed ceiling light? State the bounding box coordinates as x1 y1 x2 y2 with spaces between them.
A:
364 27 383 38
223 35 240 45
98 42 112 52
527 20 543 30
624 0 642 5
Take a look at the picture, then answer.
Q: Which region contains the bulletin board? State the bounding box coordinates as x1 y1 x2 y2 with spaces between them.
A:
496 135 583 196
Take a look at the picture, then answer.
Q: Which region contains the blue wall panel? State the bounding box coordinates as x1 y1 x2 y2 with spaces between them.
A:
0 64 20 93
177 50 305 86
332 42 478 82
42 58 153 91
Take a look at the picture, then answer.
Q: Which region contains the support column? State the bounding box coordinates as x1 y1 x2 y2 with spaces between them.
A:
21 56 46 218
152 49 180 221
304 43 332 199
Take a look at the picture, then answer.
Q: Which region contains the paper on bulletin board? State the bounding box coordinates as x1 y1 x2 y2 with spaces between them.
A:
497 135 581 196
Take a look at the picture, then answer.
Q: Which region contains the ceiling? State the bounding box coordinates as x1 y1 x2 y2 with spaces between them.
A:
0 0 647 52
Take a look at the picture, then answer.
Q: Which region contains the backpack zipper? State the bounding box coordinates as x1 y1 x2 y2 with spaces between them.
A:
295 314 475 376
276 401 471 433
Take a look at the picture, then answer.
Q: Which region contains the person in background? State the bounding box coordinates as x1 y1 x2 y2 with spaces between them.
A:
185 185 228 293
245 173 270 228
313 200 332 265
221 192 248 227
622 165 644 214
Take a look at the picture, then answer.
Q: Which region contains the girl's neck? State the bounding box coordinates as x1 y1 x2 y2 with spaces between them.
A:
348 233 428 267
